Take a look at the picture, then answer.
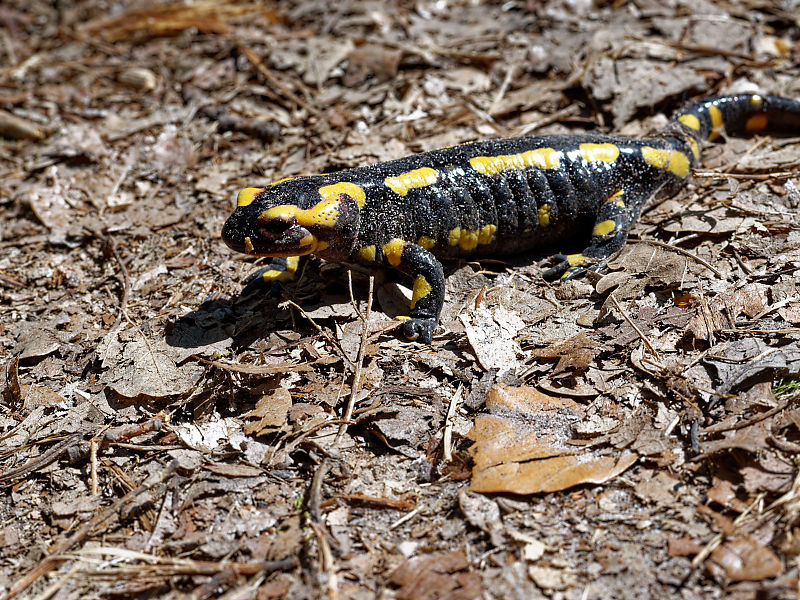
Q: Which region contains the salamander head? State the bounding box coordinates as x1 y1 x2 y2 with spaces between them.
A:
222 177 364 259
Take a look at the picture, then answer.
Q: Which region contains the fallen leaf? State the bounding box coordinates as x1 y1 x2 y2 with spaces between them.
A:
533 332 599 375
243 388 292 434
389 551 482 600
469 385 636 493
668 536 704 557
706 477 749 513
707 536 782 581
461 305 525 376
634 470 679 506
472 452 637 494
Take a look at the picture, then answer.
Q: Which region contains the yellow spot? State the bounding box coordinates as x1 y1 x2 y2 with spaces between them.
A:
641 147 690 178
478 224 496 245
285 256 300 274
678 114 700 131
667 151 689 178
382 238 406 267
604 190 626 207
448 227 461 246
357 245 376 262
268 176 295 186
299 234 315 247
417 236 435 250
750 94 764 109
261 265 297 283
708 105 725 141
410 276 432 310
395 315 411 321
459 229 479 251
385 167 438 196
592 220 616 236
244 237 254 253
642 147 669 169
579 143 619 163
469 148 560 176
260 270 284 282
566 254 592 267
262 196 342 229
318 181 366 208
745 113 769 133
237 187 264 207
538 204 550 227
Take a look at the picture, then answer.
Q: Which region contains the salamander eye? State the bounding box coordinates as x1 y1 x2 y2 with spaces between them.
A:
259 220 292 237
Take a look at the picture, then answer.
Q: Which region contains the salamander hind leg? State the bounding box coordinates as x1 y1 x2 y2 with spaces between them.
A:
543 189 640 280
241 256 301 295
381 238 445 343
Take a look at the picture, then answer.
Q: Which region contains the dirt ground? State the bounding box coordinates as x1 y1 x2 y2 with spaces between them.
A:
3 0 800 598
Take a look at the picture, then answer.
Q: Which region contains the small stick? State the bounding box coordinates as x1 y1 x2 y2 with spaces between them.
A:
334 276 374 447
90 439 99 496
310 522 338 600
609 294 660 360
443 385 462 463
281 299 352 367
633 239 722 277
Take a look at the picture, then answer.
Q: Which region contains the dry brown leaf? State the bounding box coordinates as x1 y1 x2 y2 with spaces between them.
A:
243 388 292 434
707 537 782 582
706 477 749 513
533 332 599 375
469 385 636 493
668 536 704 557
461 305 525 376
389 551 482 600
20 384 66 413
633 471 679 506
471 451 637 494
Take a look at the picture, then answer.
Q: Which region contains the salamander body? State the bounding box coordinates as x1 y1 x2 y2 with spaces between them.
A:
222 94 800 342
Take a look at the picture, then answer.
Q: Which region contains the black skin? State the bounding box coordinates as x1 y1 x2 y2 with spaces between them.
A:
222 94 800 343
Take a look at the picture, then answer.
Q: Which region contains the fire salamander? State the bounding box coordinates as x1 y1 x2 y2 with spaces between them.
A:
222 94 800 343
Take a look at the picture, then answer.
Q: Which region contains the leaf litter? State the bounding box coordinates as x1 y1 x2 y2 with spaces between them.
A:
2 0 800 598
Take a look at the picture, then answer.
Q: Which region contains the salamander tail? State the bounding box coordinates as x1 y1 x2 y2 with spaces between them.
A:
668 94 800 162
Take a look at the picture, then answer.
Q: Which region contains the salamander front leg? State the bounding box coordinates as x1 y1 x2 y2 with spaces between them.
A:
381 239 445 343
241 256 301 295
544 189 639 280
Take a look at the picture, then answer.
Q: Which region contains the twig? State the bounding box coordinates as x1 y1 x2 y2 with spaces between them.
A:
332 494 416 510
632 239 722 277
334 276 374 447
192 355 320 375
609 294 660 360
239 46 320 117
281 299 352 368
389 508 421 530
310 522 338 600
690 493 765 570
90 439 99 496
700 394 795 435
309 458 329 524
3 462 177 600
443 385 462 462
0 434 82 485
105 236 130 331
517 104 580 136
487 64 516 116
693 170 796 180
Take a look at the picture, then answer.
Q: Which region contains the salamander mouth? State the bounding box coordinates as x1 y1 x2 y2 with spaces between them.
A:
244 224 319 256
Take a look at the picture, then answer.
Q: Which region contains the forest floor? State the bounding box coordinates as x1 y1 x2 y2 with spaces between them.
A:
3 0 800 598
